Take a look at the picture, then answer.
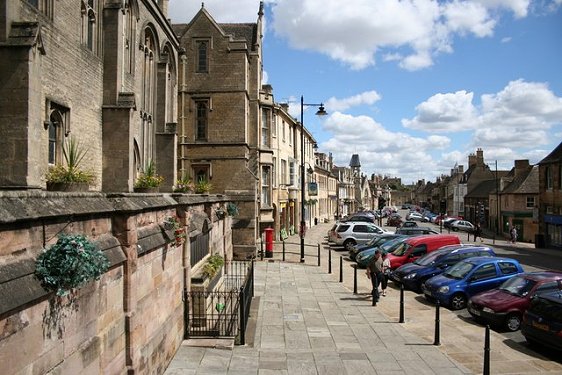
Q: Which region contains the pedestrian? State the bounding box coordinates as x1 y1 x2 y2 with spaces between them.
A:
474 223 483 242
366 249 383 305
510 226 518 244
381 252 391 296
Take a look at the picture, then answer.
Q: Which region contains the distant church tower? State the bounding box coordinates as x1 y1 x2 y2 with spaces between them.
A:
349 154 361 180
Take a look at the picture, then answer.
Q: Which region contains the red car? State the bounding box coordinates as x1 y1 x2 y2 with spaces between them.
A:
468 271 562 332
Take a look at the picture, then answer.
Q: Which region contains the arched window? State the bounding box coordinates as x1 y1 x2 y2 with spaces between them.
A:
81 0 97 53
140 28 157 166
48 103 69 165
123 0 138 74
162 44 177 123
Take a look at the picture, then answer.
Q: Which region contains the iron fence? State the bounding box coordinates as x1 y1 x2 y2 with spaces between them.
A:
184 260 254 345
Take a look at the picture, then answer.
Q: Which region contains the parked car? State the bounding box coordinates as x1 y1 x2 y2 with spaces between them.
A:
348 233 402 261
385 234 461 270
332 222 388 251
443 217 463 229
355 236 410 268
521 290 562 351
422 257 524 310
401 220 418 228
395 227 439 236
386 214 403 227
327 223 339 243
468 271 562 331
450 220 475 233
341 213 377 223
406 212 424 221
392 245 497 293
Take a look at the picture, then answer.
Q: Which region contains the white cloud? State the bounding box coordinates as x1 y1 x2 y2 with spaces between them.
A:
320 112 451 183
402 91 478 132
324 91 382 112
443 1 496 37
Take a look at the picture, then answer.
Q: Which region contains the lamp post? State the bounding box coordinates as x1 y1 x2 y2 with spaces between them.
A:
300 95 327 262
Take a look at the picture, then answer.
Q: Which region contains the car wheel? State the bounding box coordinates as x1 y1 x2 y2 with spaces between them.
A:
450 293 467 310
505 313 521 332
344 240 356 252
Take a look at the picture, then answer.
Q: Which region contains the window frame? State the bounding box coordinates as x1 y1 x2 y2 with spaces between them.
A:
261 166 271 207
195 99 209 141
526 196 535 209
196 39 209 73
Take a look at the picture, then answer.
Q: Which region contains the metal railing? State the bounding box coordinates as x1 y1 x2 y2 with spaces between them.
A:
184 260 254 345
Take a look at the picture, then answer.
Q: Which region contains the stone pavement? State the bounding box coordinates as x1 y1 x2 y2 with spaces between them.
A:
165 223 562 374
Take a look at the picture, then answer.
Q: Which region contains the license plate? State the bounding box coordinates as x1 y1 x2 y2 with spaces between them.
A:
532 321 549 331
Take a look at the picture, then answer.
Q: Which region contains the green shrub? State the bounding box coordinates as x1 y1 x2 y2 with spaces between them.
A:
202 254 224 279
35 234 109 296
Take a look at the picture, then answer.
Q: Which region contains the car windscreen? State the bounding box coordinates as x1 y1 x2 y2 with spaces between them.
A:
443 261 475 280
380 237 405 253
391 242 412 256
414 250 444 266
498 276 537 297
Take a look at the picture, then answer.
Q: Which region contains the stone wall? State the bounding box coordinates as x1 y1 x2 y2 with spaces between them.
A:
0 191 233 374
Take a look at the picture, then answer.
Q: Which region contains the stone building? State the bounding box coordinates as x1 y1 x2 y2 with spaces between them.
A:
314 152 337 223
173 3 264 258
538 141 562 248
0 0 179 192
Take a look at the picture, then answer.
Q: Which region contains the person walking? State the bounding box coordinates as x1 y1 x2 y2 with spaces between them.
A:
366 250 383 305
510 226 518 244
474 223 483 242
381 252 391 296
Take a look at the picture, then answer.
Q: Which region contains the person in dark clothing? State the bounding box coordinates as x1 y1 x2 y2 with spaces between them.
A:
474 223 483 242
366 250 384 305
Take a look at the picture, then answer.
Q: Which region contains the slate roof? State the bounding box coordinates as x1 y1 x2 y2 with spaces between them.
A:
466 179 496 199
220 24 258 50
502 165 539 194
539 141 562 164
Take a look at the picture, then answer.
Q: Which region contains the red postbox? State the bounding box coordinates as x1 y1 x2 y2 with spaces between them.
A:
264 228 274 258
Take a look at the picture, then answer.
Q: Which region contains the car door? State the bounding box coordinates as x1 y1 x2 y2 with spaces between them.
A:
465 263 500 296
353 224 372 244
407 245 428 263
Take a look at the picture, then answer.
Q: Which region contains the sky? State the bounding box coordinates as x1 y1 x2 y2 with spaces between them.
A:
168 0 562 184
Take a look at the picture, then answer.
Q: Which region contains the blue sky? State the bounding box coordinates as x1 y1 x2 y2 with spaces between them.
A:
168 0 562 184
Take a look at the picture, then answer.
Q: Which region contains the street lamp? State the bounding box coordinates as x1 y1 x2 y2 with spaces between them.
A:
300 95 327 263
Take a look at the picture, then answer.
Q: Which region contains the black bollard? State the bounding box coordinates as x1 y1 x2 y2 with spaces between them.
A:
353 265 357 294
260 239 264 261
339 256 343 283
483 325 490 375
282 240 286 261
328 248 332 274
399 283 405 323
433 300 441 345
467 231 470 242
317 244 321 267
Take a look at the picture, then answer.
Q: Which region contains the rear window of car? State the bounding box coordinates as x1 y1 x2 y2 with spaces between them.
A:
529 297 562 323
337 225 350 232
499 262 519 275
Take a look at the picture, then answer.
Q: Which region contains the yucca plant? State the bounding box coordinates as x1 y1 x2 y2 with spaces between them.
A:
134 160 164 188
202 254 224 279
45 137 95 184
194 180 212 194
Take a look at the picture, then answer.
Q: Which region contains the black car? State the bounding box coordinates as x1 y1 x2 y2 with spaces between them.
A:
521 290 562 351
401 220 418 228
395 227 439 236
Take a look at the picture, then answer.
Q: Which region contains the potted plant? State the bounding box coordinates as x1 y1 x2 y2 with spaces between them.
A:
194 180 212 194
226 202 239 217
134 160 163 192
35 234 109 296
202 254 224 279
164 216 186 246
173 176 195 193
45 137 95 191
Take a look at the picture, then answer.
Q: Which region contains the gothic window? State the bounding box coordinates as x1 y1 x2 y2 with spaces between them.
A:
162 44 177 124
140 28 156 163
195 100 208 140
196 40 208 73
47 103 69 165
193 165 210 183
124 0 138 74
81 0 98 53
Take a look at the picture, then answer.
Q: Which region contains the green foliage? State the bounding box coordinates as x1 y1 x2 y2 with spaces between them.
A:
202 254 224 279
173 176 195 193
195 180 212 193
134 160 164 188
35 234 109 296
45 137 95 183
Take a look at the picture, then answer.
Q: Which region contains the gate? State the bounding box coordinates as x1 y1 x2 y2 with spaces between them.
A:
184 260 254 345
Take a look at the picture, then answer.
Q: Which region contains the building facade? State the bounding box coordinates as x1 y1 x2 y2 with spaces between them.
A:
538 142 562 248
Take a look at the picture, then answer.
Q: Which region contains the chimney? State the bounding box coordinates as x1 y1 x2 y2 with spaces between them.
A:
458 165 464 173
468 153 476 167
476 148 484 165
514 160 530 177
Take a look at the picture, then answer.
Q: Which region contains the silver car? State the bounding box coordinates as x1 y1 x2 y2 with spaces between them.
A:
333 222 389 251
